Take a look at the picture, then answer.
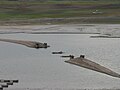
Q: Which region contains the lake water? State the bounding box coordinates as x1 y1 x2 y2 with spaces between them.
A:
0 33 120 89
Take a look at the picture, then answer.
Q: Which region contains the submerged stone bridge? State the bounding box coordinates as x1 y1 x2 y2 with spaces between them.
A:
0 38 50 49
65 55 120 78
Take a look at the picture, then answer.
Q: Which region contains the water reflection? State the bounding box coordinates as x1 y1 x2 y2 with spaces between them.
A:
0 34 120 89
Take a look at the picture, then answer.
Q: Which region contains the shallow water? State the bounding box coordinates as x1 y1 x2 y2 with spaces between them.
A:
0 33 120 89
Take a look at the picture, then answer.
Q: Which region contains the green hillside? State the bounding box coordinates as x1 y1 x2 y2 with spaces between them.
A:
0 0 120 24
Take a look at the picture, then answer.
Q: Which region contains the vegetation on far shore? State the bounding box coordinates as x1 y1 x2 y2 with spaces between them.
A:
0 0 120 24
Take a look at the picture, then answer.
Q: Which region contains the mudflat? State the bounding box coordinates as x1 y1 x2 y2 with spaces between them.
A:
0 24 120 36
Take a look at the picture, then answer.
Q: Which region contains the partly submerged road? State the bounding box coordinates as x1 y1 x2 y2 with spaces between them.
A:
65 55 120 78
0 38 50 49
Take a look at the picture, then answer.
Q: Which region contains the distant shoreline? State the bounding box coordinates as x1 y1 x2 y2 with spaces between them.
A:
0 24 120 38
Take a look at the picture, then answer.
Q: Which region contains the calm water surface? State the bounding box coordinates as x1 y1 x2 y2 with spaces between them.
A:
0 34 120 89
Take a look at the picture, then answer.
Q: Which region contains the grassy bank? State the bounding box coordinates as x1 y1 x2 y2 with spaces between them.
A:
0 0 120 24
